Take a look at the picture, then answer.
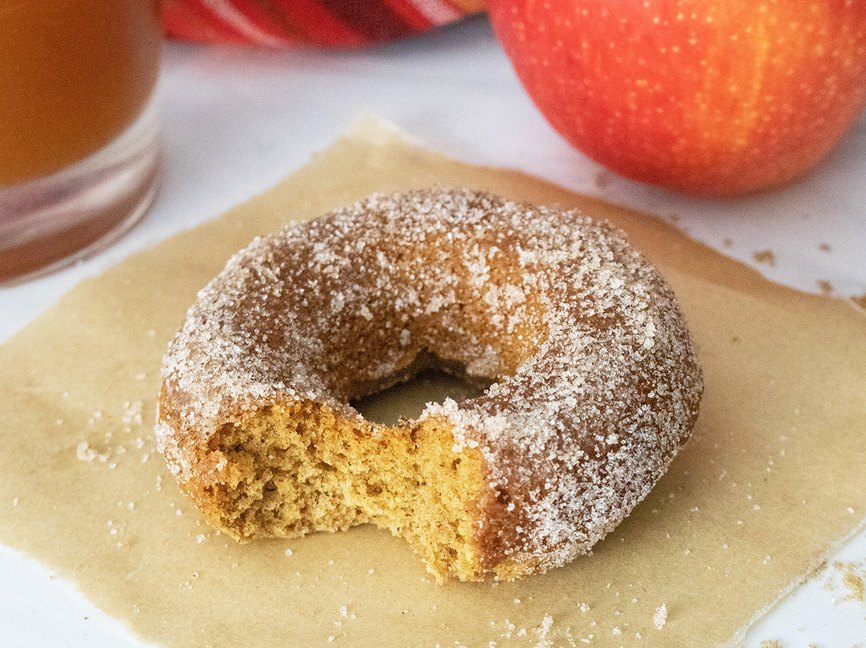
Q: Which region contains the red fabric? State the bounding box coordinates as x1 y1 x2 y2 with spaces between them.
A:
162 0 482 47
273 0 367 47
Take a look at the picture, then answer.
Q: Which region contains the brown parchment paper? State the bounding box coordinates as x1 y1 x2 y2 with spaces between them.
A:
1 117 865 647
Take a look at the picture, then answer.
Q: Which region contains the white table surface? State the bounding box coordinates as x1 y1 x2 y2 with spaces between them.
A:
1 16 864 647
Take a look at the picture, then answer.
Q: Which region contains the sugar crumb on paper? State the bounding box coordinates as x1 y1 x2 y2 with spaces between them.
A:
652 604 667 630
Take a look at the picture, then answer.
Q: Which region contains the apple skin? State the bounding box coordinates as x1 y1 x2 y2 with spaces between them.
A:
489 0 866 196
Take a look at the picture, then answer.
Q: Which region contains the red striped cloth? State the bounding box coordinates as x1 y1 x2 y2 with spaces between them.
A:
162 0 485 47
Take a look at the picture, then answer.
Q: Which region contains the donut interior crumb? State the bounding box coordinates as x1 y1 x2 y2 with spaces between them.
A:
200 399 488 581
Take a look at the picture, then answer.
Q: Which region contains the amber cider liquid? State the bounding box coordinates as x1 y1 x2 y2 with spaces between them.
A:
0 0 162 187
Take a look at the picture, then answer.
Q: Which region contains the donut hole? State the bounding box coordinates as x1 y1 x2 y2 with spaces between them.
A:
350 362 493 426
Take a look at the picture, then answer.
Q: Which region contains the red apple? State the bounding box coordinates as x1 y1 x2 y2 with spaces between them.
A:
489 0 866 196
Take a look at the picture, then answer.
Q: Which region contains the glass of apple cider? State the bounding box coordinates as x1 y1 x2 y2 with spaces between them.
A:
0 0 162 283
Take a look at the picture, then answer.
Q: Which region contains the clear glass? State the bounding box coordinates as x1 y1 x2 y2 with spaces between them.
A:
0 0 163 283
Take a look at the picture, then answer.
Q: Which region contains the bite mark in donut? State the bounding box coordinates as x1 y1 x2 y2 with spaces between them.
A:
156 188 703 581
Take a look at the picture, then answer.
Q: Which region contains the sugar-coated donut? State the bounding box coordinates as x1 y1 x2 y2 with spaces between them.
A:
156 188 703 581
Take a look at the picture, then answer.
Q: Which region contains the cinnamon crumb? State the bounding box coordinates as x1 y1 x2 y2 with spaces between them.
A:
752 250 776 266
817 280 833 296
593 170 613 189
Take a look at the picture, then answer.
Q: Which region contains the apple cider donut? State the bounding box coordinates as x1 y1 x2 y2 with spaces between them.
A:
156 187 703 581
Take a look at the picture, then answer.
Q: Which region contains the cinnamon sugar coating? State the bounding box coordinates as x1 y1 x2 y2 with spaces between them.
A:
156 188 703 580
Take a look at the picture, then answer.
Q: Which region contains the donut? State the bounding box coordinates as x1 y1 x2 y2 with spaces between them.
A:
156 188 703 581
